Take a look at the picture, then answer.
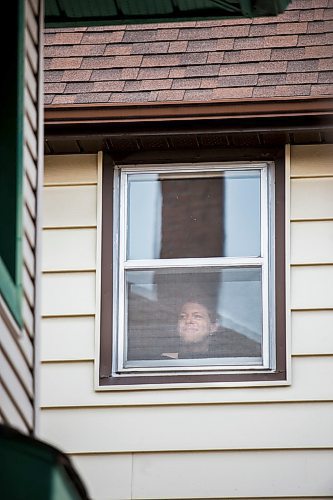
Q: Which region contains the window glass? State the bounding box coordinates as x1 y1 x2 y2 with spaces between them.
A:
125 266 262 367
127 170 261 260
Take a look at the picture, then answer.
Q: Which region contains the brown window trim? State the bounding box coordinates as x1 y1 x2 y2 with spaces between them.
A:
99 147 286 387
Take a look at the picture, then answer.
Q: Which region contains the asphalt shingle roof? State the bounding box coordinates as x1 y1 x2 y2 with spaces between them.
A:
44 0 333 105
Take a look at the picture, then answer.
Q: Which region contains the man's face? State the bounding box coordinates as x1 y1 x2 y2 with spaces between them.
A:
178 302 216 344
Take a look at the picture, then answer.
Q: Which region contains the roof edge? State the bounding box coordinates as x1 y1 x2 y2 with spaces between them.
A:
45 96 333 126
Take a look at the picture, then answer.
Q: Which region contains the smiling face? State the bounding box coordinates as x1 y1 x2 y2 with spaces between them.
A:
177 301 217 347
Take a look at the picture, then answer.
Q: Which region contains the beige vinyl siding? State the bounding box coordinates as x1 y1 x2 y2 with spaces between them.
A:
290 144 333 177
44 154 98 185
291 266 333 309
42 272 96 317
0 0 41 433
41 316 95 361
42 228 96 272
43 185 97 228
40 402 333 453
70 454 132 500
40 147 333 499
39 356 333 408
291 220 333 265
292 310 333 355
71 449 333 500
131 450 333 499
291 177 333 220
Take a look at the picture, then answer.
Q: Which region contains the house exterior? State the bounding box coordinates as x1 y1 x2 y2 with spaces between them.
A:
2 0 332 498
2 0 287 443
40 1 333 498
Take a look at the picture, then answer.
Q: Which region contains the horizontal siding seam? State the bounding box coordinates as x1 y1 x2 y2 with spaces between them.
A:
42 268 96 273
291 307 333 312
42 224 97 230
291 262 333 267
291 353 333 358
292 261 333 267
44 182 97 187
291 174 333 179
54 444 333 455
290 217 333 222
42 225 97 230
41 358 93 364
42 268 96 274
291 216 332 225
66 447 333 457
39 400 333 410
39 353 333 363
41 313 95 319
39 400 333 411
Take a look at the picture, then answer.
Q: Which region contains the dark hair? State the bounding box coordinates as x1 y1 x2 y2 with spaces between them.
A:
178 294 217 323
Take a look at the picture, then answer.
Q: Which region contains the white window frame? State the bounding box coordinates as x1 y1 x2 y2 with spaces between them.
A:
112 162 276 378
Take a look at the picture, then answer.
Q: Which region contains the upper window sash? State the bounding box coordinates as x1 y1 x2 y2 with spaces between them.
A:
119 163 269 262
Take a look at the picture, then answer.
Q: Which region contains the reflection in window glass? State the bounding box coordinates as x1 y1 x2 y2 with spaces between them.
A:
128 174 162 261
127 170 261 260
125 267 262 367
224 172 260 256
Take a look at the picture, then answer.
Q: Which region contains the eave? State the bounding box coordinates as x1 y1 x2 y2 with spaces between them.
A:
45 96 333 125
44 96 333 143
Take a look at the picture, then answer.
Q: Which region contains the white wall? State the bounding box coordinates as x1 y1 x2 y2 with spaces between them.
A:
39 146 333 499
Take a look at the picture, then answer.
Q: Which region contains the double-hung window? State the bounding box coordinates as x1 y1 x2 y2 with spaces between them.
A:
100 159 286 387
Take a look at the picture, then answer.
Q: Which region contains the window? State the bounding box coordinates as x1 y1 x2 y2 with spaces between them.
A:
99 156 286 387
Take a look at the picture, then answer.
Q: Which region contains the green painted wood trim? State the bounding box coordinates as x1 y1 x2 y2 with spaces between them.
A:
0 0 25 327
15 0 25 326
0 258 22 325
